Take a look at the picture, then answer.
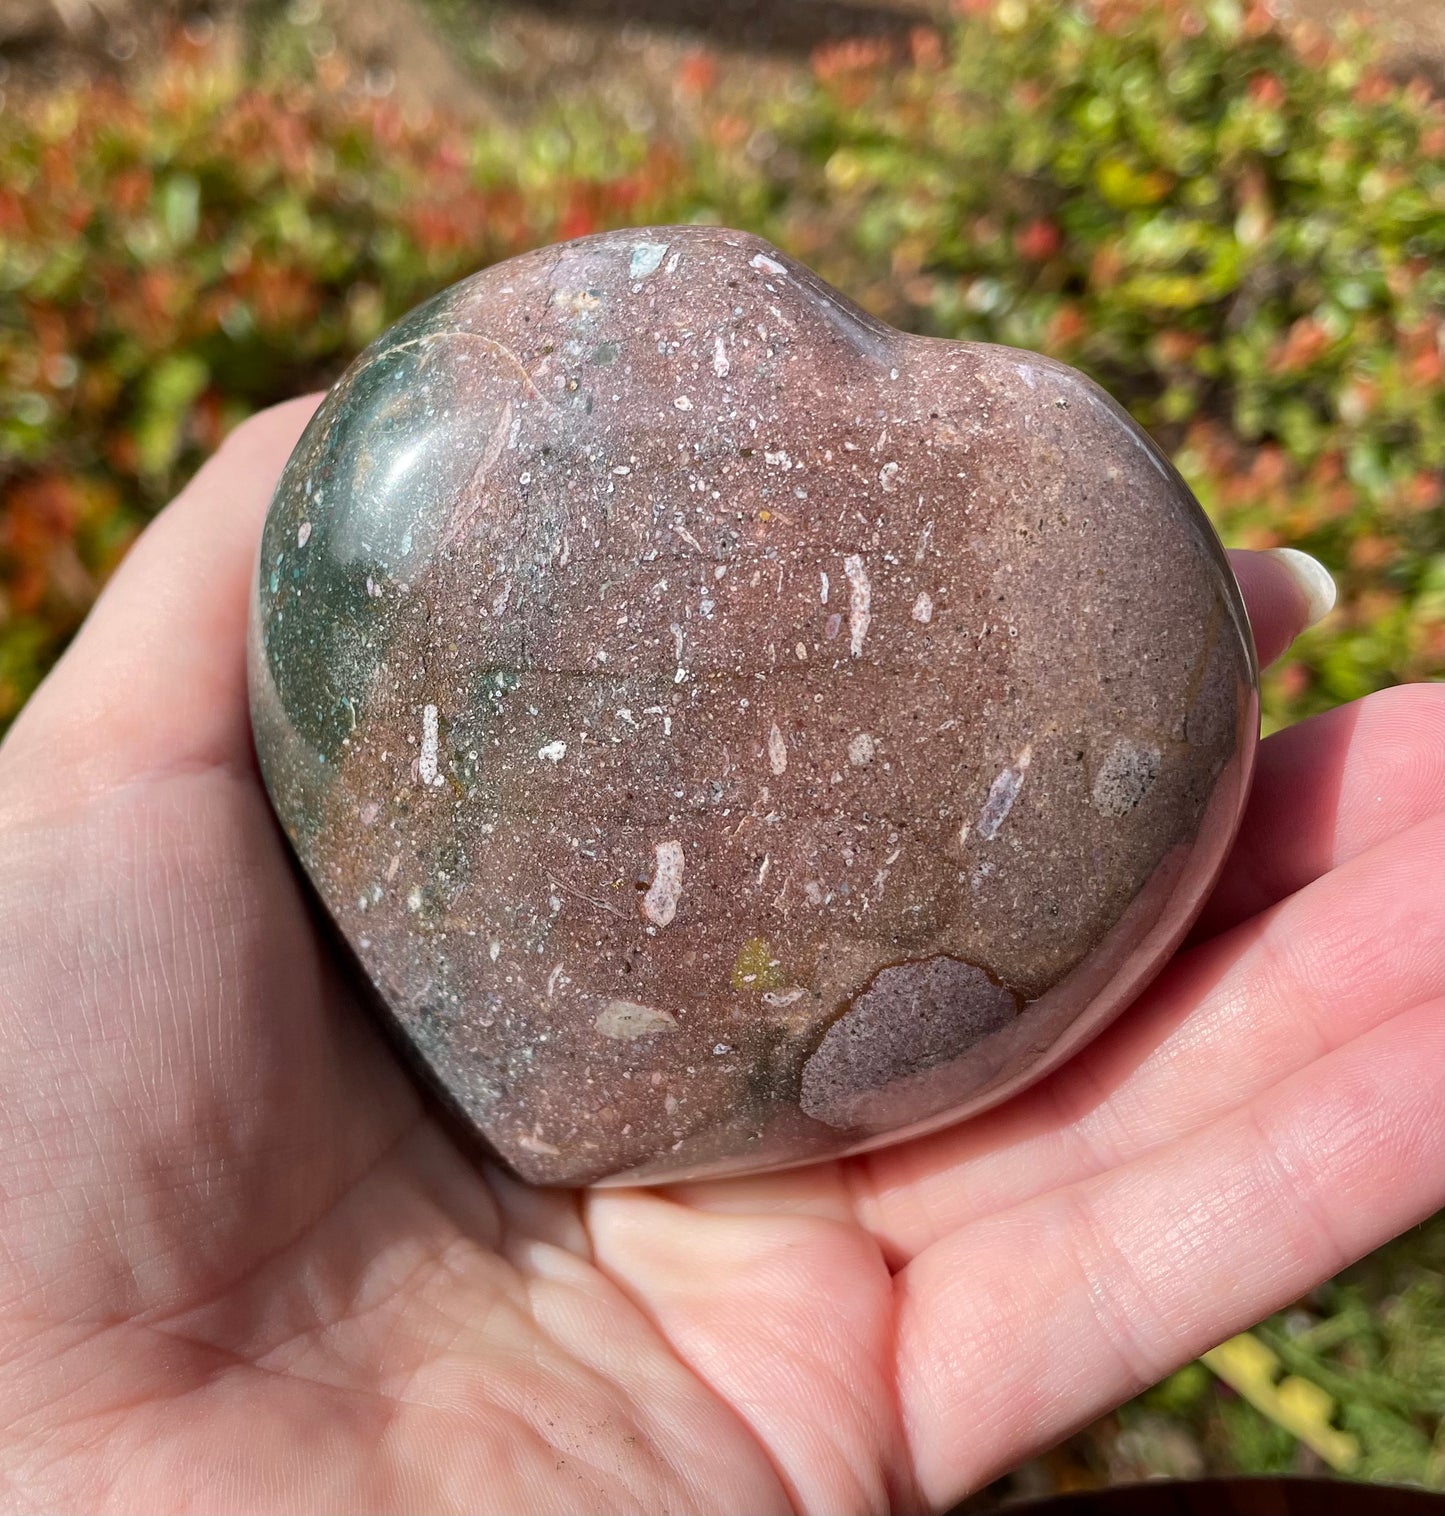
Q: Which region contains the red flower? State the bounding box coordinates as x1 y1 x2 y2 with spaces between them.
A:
1014 218 1063 262
557 199 598 242
676 52 718 100
1248 73 1287 109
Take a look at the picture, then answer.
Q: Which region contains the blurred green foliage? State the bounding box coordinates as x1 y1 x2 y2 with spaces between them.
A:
1128 1215 1444 1487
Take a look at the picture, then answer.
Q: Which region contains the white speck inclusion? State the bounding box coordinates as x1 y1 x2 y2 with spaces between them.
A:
977 744 1034 840
848 732 876 767
595 1000 677 1040
418 704 442 786
641 840 685 927
844 554 871 657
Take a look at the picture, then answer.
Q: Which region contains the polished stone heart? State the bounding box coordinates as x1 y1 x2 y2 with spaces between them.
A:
248 226 1258 1186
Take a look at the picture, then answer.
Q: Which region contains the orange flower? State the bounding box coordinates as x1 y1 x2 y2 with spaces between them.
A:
247 263 320 331
1248 73 1287 108
1248 445 1290 491
1243 0 1279 37
1353 71 1393 107
1272 663 1311 703
1089 242 1125 289
1155 329 1202 365
676 52 718 100
192 390 227 454
711 115 748 149
812 38 892 82
909 27 944 70
1407 346 1443 387
1046 303 1088 349
1348 534 1398 571
1236 523 1283 550
1271 317 1331 372
1 475 85 615
110 168 154 218
1406 472 1443 512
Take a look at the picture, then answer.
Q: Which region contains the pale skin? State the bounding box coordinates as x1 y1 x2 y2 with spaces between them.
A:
0 397 1439 1515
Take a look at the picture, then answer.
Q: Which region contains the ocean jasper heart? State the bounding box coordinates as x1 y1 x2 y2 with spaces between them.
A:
248 226 1258 1186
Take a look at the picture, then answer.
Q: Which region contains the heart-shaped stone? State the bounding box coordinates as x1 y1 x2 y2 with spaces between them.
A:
249 226 1257 1185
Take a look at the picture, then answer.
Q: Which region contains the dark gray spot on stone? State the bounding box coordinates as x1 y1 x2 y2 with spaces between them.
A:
800 956 1020 1129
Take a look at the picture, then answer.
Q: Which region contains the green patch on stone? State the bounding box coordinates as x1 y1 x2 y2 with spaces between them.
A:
628 241 669 279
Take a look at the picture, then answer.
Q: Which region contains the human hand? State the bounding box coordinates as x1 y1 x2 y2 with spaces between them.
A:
0 400 1438 1514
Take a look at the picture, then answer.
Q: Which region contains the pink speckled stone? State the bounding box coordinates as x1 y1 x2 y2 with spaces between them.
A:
249 227 1258 1185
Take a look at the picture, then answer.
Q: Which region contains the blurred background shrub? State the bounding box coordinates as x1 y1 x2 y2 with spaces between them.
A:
0 0 1440 1497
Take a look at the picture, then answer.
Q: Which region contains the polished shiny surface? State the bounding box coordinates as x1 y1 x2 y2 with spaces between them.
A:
249 226 1258 1185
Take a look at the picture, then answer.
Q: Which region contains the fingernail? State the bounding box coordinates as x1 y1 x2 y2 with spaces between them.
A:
1266 548 1336 629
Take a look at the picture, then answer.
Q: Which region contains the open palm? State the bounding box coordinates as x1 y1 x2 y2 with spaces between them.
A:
0 399 1438 1515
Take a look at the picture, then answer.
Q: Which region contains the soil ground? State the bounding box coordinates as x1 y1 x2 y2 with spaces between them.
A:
0 0 1438 119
